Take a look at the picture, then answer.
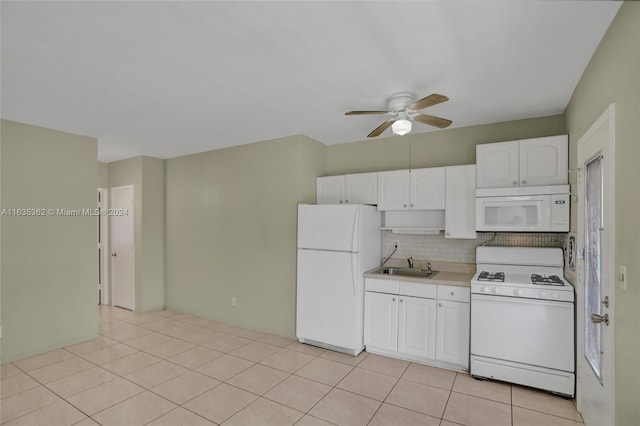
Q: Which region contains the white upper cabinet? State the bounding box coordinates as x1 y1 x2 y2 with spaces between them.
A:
476 141 520 188
445 165 477 239
316 172 377 204
378 168 445 211
345 172 378 204
476 135 568 188
519 136 569 186
377 170 410 210
316 175 345 204
410 168 445 210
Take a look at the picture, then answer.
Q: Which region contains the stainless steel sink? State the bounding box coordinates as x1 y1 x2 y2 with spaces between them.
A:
377 267 439 279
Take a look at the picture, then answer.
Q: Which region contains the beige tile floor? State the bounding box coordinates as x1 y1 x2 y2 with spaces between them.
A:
0 306 584 426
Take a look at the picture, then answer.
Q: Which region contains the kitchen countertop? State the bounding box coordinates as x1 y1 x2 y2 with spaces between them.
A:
364 266 473 287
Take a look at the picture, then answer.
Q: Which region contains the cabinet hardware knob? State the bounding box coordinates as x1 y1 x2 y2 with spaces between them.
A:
339 200 343 203
400 299 403 303
446 232 450 236
403 204 407 208
439 303 442 307
450 292 455 295
345 200 349 203
522 180 527 184
513 180 518 185
392 298 396 302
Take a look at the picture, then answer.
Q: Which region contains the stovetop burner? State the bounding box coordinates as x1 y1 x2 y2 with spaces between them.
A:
531 274 564 286
477 271 505 282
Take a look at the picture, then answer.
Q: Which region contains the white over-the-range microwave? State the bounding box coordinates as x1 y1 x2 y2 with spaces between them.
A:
475 185 570 232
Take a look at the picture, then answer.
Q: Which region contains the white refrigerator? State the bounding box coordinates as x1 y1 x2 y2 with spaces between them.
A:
296 204 381 355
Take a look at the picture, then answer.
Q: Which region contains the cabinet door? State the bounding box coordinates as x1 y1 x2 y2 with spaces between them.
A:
436 300 470 368
410 168 445 210
397 295 436 359
519 135 568 186
445 165 477 239
316 176 345 204
377 170 410 210
476 141 519 188
364 292 398 352
345 172 378 204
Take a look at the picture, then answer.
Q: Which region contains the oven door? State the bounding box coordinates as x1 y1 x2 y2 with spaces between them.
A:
471 294 574 372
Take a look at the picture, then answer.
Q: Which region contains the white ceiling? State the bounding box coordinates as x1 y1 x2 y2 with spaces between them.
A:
1 1 622 163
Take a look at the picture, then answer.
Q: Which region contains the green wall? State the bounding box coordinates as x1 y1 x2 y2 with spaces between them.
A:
564 3 640 424
108 156 165 312
97 161 109 188
165 135 325 337
0 120 98 362
326 114 565 174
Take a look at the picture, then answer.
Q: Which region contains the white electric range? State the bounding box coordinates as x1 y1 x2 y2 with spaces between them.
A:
470 246 575 397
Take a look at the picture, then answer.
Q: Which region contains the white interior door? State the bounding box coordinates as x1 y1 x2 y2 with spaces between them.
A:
97 188 109 305
576 104 615 426
110 185 135 311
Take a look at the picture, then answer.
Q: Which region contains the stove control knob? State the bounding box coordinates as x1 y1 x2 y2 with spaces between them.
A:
514 289 524 296
491 287 499 294
538 290 549 298
480 286 488 293
551 292 559 299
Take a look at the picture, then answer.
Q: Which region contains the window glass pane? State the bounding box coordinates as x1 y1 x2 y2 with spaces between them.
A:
584 156 603 381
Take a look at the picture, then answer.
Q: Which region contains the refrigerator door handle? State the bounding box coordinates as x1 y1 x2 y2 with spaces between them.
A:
351 207 359 252
351 253 358 296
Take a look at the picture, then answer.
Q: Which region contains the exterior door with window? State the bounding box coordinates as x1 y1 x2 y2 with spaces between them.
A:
576 104 614 426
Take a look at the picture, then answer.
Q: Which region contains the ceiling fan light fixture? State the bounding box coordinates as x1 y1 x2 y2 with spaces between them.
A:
392 119 412 136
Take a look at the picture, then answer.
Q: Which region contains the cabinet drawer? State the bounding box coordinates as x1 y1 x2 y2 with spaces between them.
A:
437 285 470 303
399 282 436 299
365 278 399 294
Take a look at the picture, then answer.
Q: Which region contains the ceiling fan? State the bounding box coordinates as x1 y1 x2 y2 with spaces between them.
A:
345 92 452 138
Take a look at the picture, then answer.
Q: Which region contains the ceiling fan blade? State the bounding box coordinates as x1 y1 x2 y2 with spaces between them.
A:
408 94 449 111
368 119 395 137
345 110 389 115
413 113 452 129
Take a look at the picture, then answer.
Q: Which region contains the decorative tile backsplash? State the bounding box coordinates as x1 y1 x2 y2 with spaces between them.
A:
382 231 567 265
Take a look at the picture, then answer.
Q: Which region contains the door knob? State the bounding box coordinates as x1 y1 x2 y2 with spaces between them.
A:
591 313 609 325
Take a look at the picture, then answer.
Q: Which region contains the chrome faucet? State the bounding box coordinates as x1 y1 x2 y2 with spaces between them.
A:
427 262 432 272
407 257 414 269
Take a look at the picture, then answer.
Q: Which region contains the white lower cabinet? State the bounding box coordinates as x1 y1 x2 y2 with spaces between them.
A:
436 300 470 366
364 291 398 352
398 296 437 359
364 278 470 371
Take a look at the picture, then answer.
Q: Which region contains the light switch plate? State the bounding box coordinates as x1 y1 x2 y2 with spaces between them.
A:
619 265 627 290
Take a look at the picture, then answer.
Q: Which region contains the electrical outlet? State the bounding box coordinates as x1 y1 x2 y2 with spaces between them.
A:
393 240 399 247
231 296 237 306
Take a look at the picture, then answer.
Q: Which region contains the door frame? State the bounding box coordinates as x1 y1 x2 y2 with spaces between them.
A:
97 188 110 305
110 184 135 311
576 103 615 425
